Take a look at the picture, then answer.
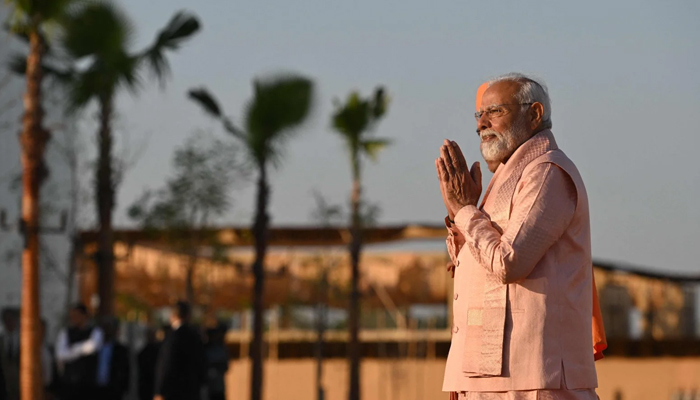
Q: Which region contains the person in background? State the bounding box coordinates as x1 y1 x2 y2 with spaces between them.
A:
204 325 229 400
55 303 104 400
95 317 130 400
40 319 58 400
0 357 7 400
0 309 19 400
154 301 206 400
138 327 162 400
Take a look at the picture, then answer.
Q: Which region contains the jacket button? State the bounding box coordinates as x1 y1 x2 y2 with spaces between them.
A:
453 325 459 333
454 293 459 300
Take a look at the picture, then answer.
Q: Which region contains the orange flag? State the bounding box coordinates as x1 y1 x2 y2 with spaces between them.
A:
475 82 489 111
592 276 607 360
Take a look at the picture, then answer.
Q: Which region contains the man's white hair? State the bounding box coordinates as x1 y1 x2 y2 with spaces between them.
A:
488 73 552 130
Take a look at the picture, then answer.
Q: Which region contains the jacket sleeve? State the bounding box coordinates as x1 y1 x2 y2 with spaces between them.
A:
453 163 576 284
56 328 103 362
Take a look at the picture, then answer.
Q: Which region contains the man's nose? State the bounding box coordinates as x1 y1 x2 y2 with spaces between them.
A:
477 113 490 135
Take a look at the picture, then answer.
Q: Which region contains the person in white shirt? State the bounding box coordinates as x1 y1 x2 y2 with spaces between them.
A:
54 304 103 400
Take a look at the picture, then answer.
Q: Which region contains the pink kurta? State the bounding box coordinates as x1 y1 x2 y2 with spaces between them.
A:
443 130 600 397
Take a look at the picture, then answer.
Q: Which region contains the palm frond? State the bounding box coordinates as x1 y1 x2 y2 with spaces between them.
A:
5 0 84 49
187 88 246 141
42 0 87 23
245 74 314 164
361 138 392 162
114 52 142 93
8 52 75 85
62 1 132 60
4 21 29 42
66 65 104 112
331 91 370 140
188 88 223 118
6 0 32 16
142 11 200 85
153 11 201 51
371 86 389 119
331 86 391 165
5 5 32 36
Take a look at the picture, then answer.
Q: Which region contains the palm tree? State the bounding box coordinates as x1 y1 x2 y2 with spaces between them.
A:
59 3 200 317
330 87 389 400
188 75 314 400
5 0 76 398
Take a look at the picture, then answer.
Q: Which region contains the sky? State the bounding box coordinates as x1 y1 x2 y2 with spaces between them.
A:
3 0 700 275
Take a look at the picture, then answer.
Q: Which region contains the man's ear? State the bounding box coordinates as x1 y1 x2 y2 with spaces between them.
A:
530 102 544 130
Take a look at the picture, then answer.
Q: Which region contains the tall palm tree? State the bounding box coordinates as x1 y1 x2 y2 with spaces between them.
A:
5 1 76 398
60 3 200 317
188 75 314 400
330 87 389 400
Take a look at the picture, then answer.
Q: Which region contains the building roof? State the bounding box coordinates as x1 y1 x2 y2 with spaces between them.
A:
80 224 700 283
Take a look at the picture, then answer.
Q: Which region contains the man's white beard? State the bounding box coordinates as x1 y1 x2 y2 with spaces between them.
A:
479 114 531 165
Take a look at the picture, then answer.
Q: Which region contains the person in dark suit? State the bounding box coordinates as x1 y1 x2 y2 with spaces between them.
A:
204 326 229 400
0 357 8 400
154 301 206 400
137 327 161 400
95 317 130 400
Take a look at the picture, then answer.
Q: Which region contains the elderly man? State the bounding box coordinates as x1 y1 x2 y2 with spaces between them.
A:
436 73 606 400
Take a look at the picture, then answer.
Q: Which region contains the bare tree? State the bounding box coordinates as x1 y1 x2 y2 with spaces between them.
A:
128 132 244 306
308 191 381 400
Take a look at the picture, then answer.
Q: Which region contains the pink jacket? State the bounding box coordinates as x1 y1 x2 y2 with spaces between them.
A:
443 130 603 392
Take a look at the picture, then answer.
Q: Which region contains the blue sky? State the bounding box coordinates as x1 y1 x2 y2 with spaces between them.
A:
8 0 699 273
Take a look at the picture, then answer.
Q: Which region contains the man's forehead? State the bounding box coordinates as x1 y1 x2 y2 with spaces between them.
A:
478 81 521 109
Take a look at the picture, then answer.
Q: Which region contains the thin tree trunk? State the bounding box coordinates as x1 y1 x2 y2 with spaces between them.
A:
315 267 328 400
185 210 208 307
19 29 49 400
96 94 115 317
348 151 362 400
185 260 195 306
251 162 269 400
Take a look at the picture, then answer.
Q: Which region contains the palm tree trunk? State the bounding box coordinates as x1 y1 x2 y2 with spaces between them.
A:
96 94 115 317
19 29 49 400
348 151 362 400
251 161 269 400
